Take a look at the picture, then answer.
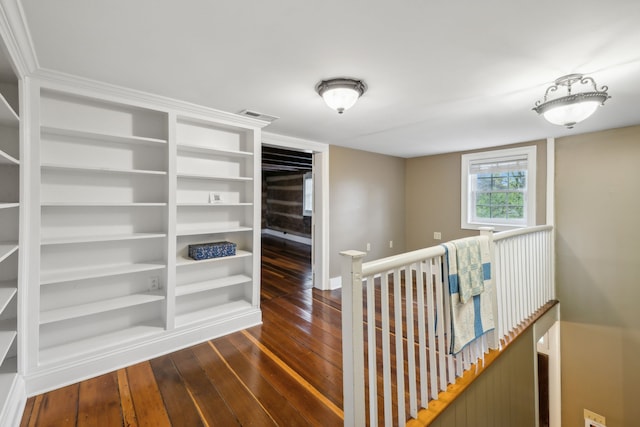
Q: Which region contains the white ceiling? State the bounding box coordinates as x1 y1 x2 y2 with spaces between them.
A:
19 0 640 158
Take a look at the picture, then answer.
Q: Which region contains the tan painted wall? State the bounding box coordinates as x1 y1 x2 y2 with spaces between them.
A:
556 125 640 427
405 141 547 250
432 327 537 427
329 145 406 278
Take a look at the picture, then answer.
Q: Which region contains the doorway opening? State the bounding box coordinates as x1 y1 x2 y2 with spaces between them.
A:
260 133 329 290
261 146 313 295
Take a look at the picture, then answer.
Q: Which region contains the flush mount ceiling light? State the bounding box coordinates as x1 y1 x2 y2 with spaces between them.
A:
315 78 367 114
533 73 610 129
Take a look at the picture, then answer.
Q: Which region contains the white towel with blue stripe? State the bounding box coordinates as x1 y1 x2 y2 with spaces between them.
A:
442 235 494 354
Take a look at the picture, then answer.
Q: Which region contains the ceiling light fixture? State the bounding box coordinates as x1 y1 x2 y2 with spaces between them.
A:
533 73 610 129
315 78 367 114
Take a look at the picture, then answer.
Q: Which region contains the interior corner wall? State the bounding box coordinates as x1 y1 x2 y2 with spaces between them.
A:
555 125 640 427
404 140 547 251
328 145 405 279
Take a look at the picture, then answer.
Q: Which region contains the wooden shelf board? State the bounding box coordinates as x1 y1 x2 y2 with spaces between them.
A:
0 149 19 165
39 323 164 366
41 202 167 207
176 274 252 297
176 226 252 237
177 202 253 207
40 261 166 285
41 163 167 176
176 172 252 182
0 93 19 126
40 291 165 324
177 143 253 158
0 282 17 314
41 126 167 146
41 232 167 246
175 299 252 328
0 203 19 210
176 250 251 267
0 242 18 264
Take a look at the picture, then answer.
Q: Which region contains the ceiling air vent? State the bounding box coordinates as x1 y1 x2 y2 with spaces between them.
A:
238 109 279 123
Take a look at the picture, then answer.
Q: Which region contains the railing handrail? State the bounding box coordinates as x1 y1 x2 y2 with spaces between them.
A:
361 245 445 277
493 224 553 241
341 225 555 427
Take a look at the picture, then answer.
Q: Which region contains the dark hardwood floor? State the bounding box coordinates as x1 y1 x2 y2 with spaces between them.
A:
21 235 345 427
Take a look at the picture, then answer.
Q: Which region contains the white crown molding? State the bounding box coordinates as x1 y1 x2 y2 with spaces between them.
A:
0 0 38 76
262 131 329 152
32 67 271 130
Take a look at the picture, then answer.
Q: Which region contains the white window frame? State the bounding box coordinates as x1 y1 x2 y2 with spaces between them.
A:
461 146 536 231
303 171 313 217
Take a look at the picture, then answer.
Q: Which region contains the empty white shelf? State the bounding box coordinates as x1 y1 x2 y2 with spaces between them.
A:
177 202 253 207
176 172 252 182
175 299 252 328
0 203 18 210
41 233 167 246
176 226 252 236
39 323 164 366
177 143 253 158
176 250 251 267
40 291 165 324
0 149 18 165
176 274 252 297
0 321 16 362
41 163 167 176
41 202 167 207
0 282 17 313
40 262 166 285
0 242 18 264
0 94 18 126
41 126 167 146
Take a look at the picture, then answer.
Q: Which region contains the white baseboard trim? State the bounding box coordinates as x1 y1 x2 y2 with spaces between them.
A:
329 276 342 290
262 229 311 246
24 310 262 396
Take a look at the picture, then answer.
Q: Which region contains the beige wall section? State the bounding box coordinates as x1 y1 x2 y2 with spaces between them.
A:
556 125 640 427
405 140 547 250
431 327 537 427
328 145 406 278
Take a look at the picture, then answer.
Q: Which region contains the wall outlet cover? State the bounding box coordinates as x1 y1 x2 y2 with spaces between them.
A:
584 409 606 425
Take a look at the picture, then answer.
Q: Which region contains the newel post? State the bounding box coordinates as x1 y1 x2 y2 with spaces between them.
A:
340 250 367 427
479 227 500 350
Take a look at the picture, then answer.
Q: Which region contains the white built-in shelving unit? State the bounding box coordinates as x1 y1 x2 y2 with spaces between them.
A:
21 77 264 394
174 117 258 328
35 88 170 368
0 53 20 421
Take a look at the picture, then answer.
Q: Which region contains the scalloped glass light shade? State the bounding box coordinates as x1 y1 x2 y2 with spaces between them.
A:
542 101 600 127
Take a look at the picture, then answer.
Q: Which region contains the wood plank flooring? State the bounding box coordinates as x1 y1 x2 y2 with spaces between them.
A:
21 235 346 427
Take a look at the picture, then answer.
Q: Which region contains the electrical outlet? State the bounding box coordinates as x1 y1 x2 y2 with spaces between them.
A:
366 243 371 251
209 192 222 203
389 240 393 248
584 409 606 427
434 232 442 240
148 276 160 291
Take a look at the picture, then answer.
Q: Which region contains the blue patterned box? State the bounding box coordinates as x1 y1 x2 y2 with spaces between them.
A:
188 241 237 260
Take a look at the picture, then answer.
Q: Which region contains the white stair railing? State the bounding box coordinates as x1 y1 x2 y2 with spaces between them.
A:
341 225 554 427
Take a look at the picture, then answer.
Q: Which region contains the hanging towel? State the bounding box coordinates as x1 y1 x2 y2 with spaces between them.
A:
442 236 494 354
453 237 490 304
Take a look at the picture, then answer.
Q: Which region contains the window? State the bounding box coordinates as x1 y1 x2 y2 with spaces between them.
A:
461 146 536 230
303 172 313 216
